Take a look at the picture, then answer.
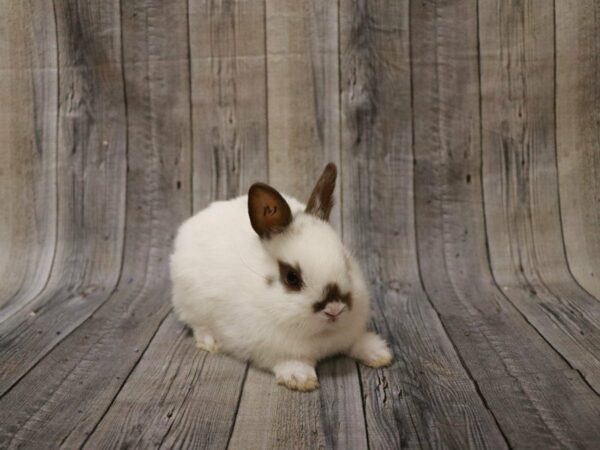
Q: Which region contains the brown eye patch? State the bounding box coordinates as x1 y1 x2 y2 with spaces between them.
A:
313 283 352 313
278 261 304 292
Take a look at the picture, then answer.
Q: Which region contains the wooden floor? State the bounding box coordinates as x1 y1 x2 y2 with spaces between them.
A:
2 1 600 448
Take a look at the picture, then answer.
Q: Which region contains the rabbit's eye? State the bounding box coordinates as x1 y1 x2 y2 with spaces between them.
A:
286 270 300 287
278 261 303 291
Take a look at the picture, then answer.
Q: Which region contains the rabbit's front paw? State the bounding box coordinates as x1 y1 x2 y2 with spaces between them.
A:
274 360 319 392
350 332 392 368
193 327 219 353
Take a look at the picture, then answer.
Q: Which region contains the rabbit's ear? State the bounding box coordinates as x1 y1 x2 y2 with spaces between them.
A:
248 183 293 238
306 163 337 221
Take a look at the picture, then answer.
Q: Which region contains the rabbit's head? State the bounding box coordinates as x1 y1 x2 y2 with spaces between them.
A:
248 163 368 335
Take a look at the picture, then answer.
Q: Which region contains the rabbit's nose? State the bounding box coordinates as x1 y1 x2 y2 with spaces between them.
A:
324 302 346 317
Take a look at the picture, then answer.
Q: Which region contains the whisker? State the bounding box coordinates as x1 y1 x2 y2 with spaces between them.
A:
237 254 271 282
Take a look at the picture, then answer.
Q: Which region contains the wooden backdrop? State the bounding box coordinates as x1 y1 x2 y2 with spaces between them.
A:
1 0 600 448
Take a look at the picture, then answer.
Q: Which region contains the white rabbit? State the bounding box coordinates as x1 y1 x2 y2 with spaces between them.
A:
170 163 392 391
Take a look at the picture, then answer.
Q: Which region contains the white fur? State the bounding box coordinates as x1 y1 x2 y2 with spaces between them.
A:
349 331 393 368
274 360 318 392
170 194 391 391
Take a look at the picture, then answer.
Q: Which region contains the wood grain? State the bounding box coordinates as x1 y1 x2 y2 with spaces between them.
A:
192 0 268 211
479 0 600 393
317 358 368 450
229 2 366 449
413 0 600 448
229 367 327 450
479 369 600 449
556 0 600 299
341 1 507 448
1 1 600 448
265 0 341 231
83 313 249 449
0 0 127 397
84 2 268 447
0 0 57 320
0 0 191 447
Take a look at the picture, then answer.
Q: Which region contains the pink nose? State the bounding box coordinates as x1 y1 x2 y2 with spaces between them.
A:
324 302 346 318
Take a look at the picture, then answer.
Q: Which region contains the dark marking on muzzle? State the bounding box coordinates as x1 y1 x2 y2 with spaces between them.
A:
312 283 352 313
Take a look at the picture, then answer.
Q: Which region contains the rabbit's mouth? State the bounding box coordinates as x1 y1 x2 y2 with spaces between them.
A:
322 302 346 323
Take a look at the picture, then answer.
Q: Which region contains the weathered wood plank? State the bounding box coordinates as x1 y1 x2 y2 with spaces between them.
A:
192 0 268 210
0 0 57 319
1 1 599 449
265 0 341 230
340 1 508 449
479 370 600 449
0 0 192 447
317 358 367 450
230 367 327 450
83 313 248 449
413 1 600 448
479 0 600 393
84 2 268 447
229 2 366 449
190 0 269 445
555 0 600 299
0 0 127 397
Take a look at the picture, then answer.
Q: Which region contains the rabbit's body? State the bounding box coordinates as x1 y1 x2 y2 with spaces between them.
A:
171 164 392 391
171 195 367 368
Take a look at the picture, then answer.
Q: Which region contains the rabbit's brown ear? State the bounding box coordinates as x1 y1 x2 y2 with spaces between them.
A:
248 183 293 238
306 163 337 221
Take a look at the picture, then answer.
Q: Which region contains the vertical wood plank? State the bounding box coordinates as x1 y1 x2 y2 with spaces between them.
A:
0 0 192 447
192 0 268 211
82 313 248 450
413 0 600 448
480 0 600 392
556 0 600 298
229 1 364 449
83 1 268 448
480 0 559 287
0 0 127 397
0 1 599 449
230 370 327 450
265 0 341 230
231 1 367 448
189 0 269 446
317 358 367 450
341 0 508 448
0 0 57 318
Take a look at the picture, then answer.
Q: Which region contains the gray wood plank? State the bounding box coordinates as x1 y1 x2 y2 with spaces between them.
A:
555 0 600 299
479 370 600 449
412 1 600 448
0 1 599 449
340 1 508 449
317 358 368 450
83 2 268 448
192 0 268 211
0 0 127 397
230 368 327 450
0 0 57 319
265 0 341 232
0 0 192 447
479 0 600 393
229 2 366 448
83 313 248 449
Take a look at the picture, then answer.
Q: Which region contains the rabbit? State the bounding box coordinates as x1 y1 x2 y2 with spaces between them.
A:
170 163 392 391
